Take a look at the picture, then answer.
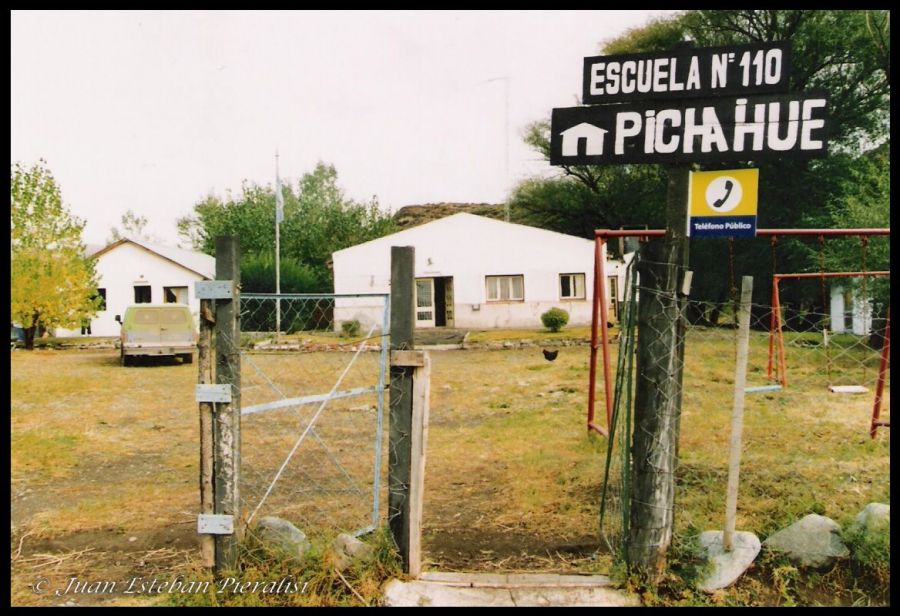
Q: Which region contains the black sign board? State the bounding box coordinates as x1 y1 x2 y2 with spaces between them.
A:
582 42 791 105
550 92 828 166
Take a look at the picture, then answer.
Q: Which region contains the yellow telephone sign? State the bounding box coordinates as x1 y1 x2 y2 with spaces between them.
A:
687 168 759 237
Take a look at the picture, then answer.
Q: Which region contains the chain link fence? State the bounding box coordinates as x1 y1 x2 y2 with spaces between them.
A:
236 293 390 540
600 250 890 558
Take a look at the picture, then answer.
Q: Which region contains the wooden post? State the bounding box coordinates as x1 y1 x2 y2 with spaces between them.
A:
214 236 241 572
407 352 431 577
198 298 216 568
628 164 690 582
389 246 415 570
724 276 753 551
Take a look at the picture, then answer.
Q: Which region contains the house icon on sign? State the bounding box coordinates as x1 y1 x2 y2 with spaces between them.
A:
560 122 608 157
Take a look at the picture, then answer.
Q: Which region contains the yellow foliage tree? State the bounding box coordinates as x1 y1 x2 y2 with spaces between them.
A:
11 160 100 349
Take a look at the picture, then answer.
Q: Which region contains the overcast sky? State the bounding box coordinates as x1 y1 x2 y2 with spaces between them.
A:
11 10 676 246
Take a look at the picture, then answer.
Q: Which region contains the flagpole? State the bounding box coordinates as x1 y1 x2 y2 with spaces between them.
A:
275 150 281 341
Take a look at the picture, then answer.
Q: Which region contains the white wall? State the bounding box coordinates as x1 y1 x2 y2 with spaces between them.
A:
56 242 206 337
333 214 625 330
829 284 873 336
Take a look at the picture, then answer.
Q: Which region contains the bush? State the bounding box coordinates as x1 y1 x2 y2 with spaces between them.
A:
541 307 569 332
341 320 361 338
241 252 327 294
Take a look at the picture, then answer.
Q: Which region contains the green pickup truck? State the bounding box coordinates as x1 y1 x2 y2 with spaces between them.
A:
116 304 197 366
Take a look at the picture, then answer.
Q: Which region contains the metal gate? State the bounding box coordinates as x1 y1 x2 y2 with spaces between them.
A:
237 293 390 538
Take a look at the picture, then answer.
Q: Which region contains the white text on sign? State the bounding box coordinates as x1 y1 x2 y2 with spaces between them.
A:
550 93 828 166
582 42 791 104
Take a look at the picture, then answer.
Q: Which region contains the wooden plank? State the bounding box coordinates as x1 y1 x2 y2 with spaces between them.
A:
388 246 416 570
419 572 615 588
407 353 431 577
213 236 241 572
198 297 215 568
391 350 425 367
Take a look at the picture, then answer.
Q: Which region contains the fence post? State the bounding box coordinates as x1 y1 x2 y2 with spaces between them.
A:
198 297 216 568
214 236 241 572
628 164 690 582
724 276 753 551
408 351 430 577
389 246 415 571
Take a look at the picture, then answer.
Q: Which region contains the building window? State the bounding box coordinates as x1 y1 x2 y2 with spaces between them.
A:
134 285 152 303
164 286 189 304
96 288 107 311
560 273 586 300
486 275 524 302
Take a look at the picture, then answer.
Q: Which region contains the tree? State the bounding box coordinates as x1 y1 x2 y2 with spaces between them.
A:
513 10 890 314
177 162 395 290
108 209 150 243
11 161 101 349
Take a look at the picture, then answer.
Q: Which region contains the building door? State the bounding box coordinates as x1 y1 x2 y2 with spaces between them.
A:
443 278 454 327
415 278 435 328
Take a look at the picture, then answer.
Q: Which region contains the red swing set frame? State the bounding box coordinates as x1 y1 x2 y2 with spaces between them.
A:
588 228 890 439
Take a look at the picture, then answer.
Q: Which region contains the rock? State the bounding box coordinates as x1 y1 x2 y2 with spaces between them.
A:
502 341 514 349
332 532 375 571
762 514 849 568
442 384 453 391
255 517 311 560
696 530 760 592
853 503 889 533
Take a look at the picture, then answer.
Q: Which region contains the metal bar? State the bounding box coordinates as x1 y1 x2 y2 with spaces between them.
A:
767 277 777 382
773 282 788 388
595 228 890 238
241 386 381 416
774 271 890 280
871 306 890 439
587 422 609 438
597 240 614 431
241 293 391 299
587 237 601 431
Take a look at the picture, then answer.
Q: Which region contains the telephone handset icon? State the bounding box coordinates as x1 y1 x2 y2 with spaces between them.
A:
712 180 734 209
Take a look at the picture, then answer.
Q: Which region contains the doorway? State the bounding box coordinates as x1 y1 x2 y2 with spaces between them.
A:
416 277 454 329
415 279 435 328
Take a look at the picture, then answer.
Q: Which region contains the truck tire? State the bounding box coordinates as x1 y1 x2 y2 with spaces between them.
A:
181 353 194 365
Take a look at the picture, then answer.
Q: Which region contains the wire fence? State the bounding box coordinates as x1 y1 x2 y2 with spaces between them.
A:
600 253 890 559
235 294 390 540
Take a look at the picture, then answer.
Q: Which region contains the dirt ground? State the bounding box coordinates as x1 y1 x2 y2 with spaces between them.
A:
10 346 606 606
10 340 890 606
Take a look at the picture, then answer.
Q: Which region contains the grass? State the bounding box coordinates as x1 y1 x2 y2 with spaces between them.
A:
166 528 402 607
10 326 890 606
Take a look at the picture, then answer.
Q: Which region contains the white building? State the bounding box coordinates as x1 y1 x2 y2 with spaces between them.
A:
56 238 215 337
829 284 874 335
332 213 627 330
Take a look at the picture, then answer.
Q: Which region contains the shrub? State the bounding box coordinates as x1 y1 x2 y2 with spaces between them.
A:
341 320 361 338
541 307 569 332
